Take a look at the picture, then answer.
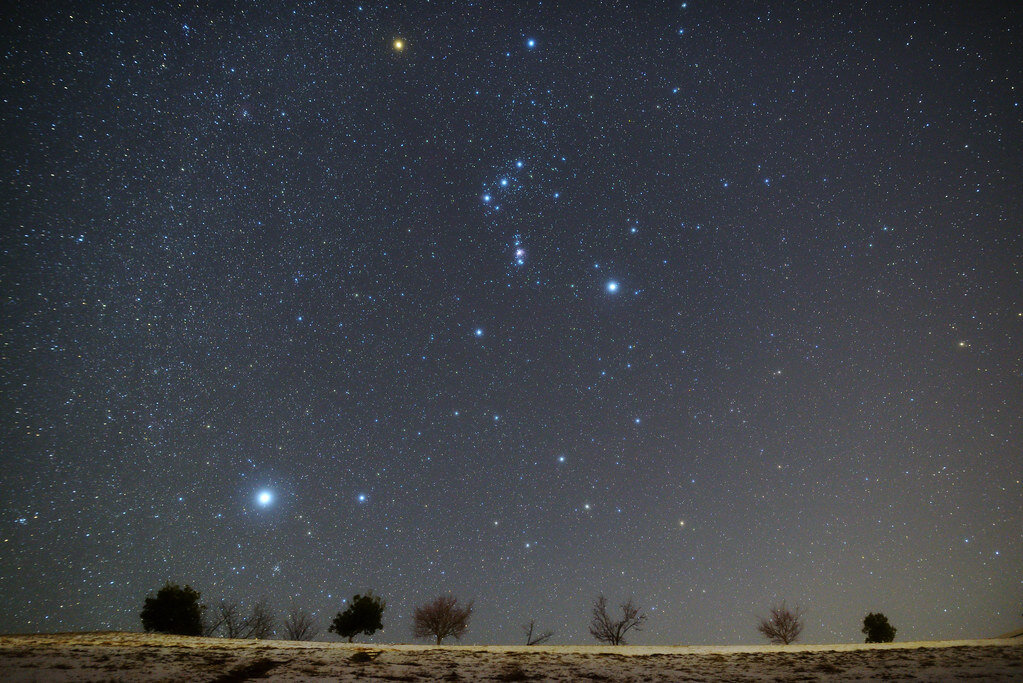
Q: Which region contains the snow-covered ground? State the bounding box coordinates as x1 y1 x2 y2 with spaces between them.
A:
0 631 1020 681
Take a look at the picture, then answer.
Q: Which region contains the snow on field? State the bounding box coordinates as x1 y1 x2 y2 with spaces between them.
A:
0 632 1020 681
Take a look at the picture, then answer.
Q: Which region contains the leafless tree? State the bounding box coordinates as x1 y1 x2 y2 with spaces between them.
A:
756 602 804 645
522 619 554 645
215 601 245 638
242 600 276 639
411 595 473 645
205 600 276 639
282 607 319 641
588 595 645 645
202 605 224 637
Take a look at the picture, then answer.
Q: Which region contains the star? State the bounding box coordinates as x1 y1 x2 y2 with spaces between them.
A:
606 280 619 293
393 38 405 51
256 490 273 506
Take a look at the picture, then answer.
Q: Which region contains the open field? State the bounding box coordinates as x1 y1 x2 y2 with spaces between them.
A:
0 632 1020 681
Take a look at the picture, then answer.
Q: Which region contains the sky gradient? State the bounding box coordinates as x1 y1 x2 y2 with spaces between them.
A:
1 1 1020 644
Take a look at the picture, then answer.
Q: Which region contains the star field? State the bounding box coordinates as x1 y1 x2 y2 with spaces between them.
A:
1 2 1021 644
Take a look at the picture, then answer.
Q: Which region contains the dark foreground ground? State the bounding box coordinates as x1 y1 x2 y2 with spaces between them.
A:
0 632 1020 682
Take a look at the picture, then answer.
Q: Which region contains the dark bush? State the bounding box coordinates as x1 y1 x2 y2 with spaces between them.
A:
140 582 204 636
862 612 897 643
330 592 386 642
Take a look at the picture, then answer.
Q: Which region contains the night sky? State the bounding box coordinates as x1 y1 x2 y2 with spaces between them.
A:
2 2 1020 645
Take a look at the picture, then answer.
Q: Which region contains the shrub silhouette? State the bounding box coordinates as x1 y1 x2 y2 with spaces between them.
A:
330 592 385 642
140 582 204 636
282 607 319 641
588 595 645 645
756 602 803 644
862 612 897 643
411 595 472 645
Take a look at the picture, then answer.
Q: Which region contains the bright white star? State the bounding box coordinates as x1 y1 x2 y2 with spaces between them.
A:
606 280 619 293
256 490 273 506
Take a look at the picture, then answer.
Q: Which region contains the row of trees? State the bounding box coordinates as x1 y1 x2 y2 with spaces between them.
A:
754 603 896 645
139 584 317 640
140 583 472 645
141 583 896 645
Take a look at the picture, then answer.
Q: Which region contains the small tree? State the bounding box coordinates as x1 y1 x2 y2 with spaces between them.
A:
862 612 896 643
283 607 319 641
588 595 645 645
205 600 275 639
330 592 385 642
213 601 244 638
411 595 473 645
243 600 276 639
757 602 804 645
140 582 204 636
522 619 554 645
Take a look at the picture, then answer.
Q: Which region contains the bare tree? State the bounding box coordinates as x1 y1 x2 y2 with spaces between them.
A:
411 595 473 645
206 600 276 639
522 619 554 645
282 607 319 641
242 600 276 639
215 601 245 638
588 595 645 645
756 602 803 645
202 604 225 637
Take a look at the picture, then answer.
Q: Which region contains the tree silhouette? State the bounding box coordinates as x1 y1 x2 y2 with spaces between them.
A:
756 602 804 645
283 607 319 641
243 600 276 639
588 595 645 645
140 582 204 636
522 619 554 645
862 612 897 643
411 595 472 645
330 592 385 642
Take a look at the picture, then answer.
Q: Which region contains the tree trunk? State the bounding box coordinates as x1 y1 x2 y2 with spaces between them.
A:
436 635 442 646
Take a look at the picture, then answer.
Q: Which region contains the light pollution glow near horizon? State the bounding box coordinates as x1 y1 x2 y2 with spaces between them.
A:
1 1 1020 644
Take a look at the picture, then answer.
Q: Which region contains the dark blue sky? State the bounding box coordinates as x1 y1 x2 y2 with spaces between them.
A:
1 1 1020 644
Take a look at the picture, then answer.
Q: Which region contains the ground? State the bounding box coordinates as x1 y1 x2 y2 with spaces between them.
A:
0 632 1020 681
